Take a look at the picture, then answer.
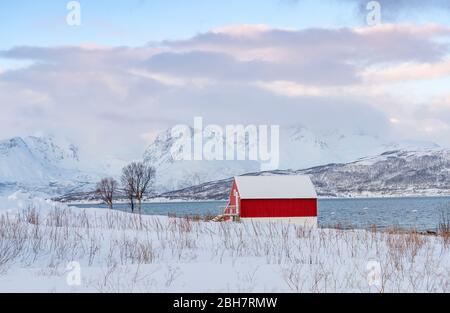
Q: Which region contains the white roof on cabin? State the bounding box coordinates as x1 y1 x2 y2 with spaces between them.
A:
234 175 317 199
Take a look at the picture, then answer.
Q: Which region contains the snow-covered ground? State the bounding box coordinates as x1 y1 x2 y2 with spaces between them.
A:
0 193 449 293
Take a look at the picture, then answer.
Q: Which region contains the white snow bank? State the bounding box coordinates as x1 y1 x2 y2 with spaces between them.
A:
0 193 449 293
0 191 69 215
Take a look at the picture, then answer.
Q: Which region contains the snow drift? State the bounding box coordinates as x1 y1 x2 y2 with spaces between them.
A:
0 193 449 292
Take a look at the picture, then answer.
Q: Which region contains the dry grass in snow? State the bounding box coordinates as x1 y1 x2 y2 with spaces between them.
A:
0 198 449 293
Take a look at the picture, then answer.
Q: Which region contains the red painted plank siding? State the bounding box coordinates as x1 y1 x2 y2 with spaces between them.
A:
240 199 317 218
225 181 239 216
228 180 239 207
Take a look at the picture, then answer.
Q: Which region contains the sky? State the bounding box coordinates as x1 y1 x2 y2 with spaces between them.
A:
1 0 450 159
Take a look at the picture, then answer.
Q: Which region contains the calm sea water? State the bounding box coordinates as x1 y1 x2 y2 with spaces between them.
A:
73 197 450 231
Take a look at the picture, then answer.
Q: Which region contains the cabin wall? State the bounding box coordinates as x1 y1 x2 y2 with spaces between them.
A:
241 216 318 228
225 180 240 215
240 199 317 218
228 180 239 207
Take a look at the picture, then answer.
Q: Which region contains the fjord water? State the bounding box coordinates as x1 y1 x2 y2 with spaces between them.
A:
74 196 450 232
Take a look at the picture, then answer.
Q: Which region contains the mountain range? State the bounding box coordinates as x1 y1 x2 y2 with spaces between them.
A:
143 126 439 192
0 127 446 199
161 149 450 200
0 136 126 196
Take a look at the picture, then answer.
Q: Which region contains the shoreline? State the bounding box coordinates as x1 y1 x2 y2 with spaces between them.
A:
66 193 450 206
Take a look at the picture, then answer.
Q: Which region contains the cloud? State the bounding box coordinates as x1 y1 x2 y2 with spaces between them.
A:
163 24 450 63
1 23 450 157
417 95 450 124
361 59 450 83
285 0 450 21
349 0 450 14
144 51 359 86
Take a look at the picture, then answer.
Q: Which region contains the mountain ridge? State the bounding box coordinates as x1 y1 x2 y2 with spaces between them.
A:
0 129 446 199
0 135 106 196
160 149 450 200
142 126 441 192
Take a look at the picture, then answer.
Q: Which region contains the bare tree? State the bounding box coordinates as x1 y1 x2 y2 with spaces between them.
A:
121 165 136 212
122 162 155 213
95 178 118 210
121 162 156 213
134 162 156 212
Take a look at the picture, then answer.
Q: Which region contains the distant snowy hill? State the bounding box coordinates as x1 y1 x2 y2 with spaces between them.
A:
0 136 83 183
0 136 125 196
143 129 259 192
161 149 450 200
0 128 444 199
144 126 440 192
280 126 439 170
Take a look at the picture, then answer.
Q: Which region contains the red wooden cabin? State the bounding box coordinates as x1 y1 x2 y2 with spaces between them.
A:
224 176 318 227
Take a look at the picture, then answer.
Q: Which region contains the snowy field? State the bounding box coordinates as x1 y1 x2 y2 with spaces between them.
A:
0 192 449 293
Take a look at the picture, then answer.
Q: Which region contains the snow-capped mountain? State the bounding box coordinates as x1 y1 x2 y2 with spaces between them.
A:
0 136 81 184
0 135 123 196
0 126 443 198
280 126 439 170
143 129 259 192
143 126 440 192
161 149 450 200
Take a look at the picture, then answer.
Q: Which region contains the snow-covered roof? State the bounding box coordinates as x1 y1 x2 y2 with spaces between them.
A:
234 175 317 199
